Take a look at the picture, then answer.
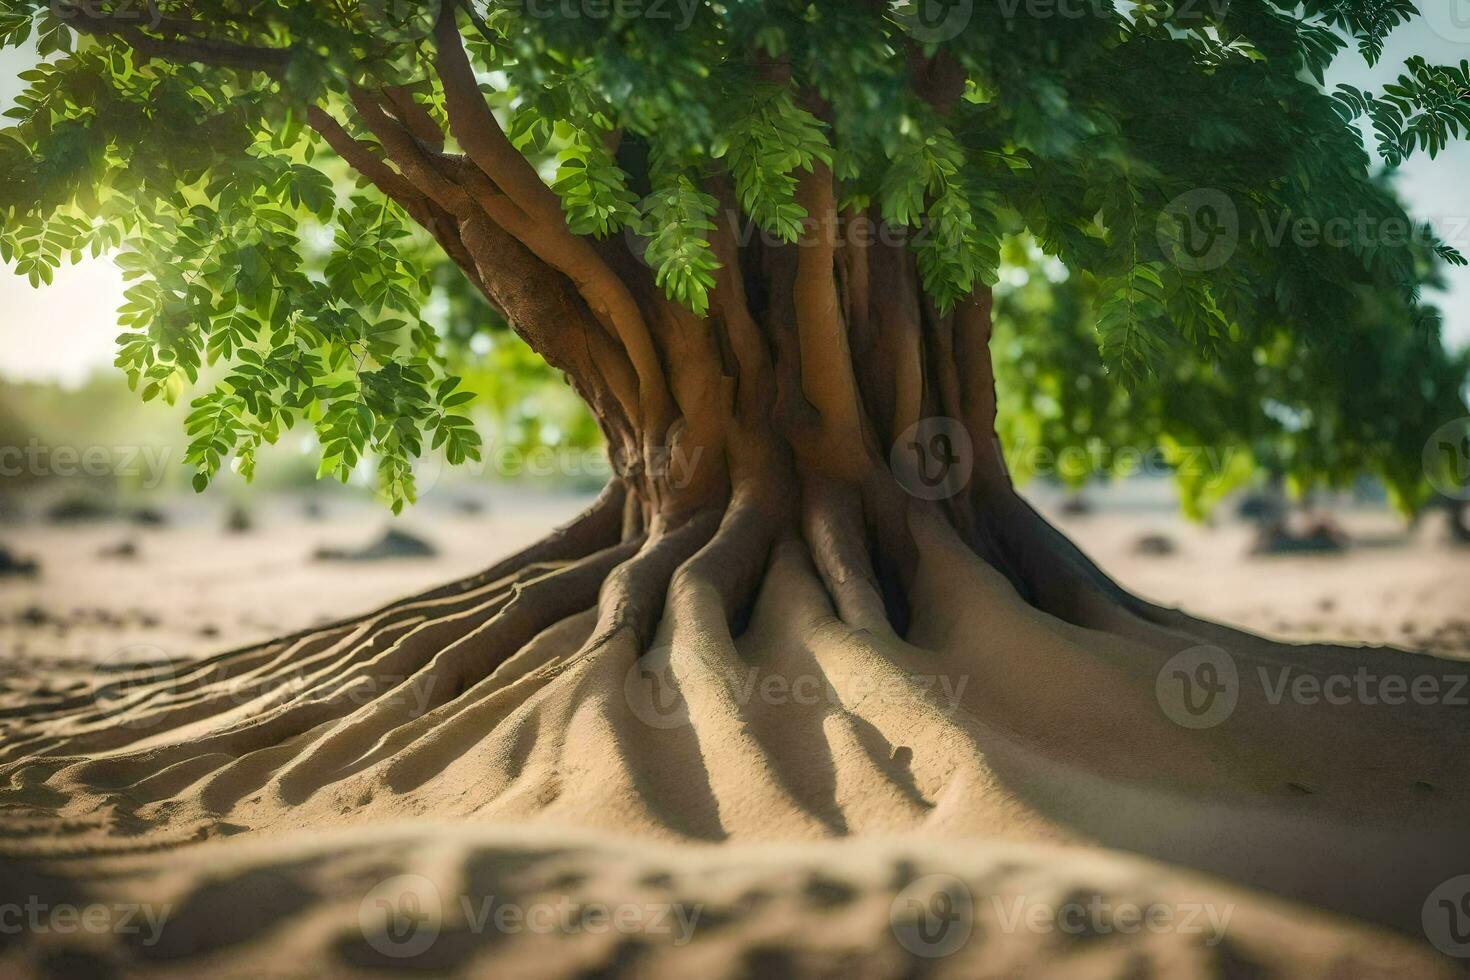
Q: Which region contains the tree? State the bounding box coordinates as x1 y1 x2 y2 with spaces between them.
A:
3 0 1469 937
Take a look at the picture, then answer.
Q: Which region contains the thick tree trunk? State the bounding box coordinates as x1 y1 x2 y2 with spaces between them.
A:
2 266 1468 940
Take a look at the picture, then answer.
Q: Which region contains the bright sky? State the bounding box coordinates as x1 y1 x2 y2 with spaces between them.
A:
2 16 1468 388
1 38 127 386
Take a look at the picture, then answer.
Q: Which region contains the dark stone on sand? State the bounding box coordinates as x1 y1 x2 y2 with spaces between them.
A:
225 505 254 534
18 605 50 627
314 528 438 562
1059 495 1093 516
129 506 169 527
1236 492 1280 522
453 497 487 515
0 545 39 579
1250 517 1348 555
44 495 113 524
1132 532 1178 557
98 540 140 561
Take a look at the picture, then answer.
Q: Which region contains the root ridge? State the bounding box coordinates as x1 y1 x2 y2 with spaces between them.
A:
2 484 1467 937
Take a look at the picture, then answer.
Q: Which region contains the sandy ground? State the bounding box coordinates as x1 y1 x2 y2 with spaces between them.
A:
3 824 1455 979
1045 501 1470 660
3 484 1467 670
0 487 594 671
1 482 1468 979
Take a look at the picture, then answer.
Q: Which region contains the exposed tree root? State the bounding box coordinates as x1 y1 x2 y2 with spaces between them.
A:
2 477 1467 939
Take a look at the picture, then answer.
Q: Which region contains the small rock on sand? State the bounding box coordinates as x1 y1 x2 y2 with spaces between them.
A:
225 505 254 534
1132 533 1178 557
44 495 113 524
98 540 140 561
314 528 438 562
1059 495 1093 516
0 545 39 579
129 506 169 527
17 605 51 627
1251 517 1349 556
453 497 488 515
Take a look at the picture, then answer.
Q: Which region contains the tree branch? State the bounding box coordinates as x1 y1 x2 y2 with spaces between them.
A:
431 7 569 229
55 3 291 74
706 183 775 421
306 105 487 304
315 93 647 429
456 214 641 443
430 3 672 433
381 85 446 152
349 88 475 216
305 106 419 204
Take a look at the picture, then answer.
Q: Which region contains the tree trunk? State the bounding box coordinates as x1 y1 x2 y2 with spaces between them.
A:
3 231 1468 940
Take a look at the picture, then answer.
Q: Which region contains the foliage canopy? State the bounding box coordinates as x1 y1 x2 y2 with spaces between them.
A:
1 0 1467 509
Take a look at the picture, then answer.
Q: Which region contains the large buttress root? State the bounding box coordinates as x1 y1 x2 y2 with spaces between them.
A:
1 472 1467 937
2 122 1467 945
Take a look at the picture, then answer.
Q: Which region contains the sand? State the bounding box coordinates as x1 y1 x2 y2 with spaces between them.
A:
1 488 1468 977
3 825 1454 979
